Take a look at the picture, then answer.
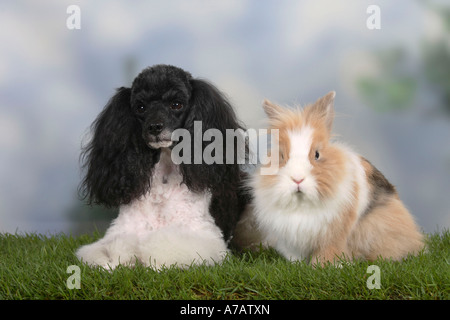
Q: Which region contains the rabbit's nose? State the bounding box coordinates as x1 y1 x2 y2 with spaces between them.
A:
291 177 304 185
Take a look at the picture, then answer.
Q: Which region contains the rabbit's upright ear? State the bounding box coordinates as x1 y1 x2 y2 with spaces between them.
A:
262 99 285 119
312 91 336 133
79 87 157 207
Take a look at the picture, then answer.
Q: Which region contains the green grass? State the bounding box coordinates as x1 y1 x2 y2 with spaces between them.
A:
0 230 448 300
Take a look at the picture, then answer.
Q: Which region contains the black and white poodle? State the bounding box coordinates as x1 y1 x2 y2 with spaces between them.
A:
77 64 249 270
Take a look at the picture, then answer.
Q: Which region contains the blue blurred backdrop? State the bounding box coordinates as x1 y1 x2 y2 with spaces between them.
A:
1 0 449 235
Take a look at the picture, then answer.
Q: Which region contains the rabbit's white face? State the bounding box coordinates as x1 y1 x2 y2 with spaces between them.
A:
255 92 347 210
253 125 324 211
276 127 320 204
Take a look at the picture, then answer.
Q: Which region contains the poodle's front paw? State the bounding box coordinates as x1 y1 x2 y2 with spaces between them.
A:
139 228 228 270
76 236 139 270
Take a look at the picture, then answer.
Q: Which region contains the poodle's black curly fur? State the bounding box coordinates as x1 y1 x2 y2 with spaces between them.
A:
79 64 249 242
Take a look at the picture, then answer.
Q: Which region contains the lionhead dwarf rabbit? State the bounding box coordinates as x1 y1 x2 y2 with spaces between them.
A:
249 91 424 266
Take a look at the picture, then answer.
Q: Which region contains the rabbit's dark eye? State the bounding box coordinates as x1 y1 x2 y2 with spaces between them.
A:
315 150 320 160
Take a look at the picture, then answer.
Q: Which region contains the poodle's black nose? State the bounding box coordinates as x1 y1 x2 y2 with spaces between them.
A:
148 123 164 135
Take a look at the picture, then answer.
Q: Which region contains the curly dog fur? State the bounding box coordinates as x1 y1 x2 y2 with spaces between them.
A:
77 64 249 269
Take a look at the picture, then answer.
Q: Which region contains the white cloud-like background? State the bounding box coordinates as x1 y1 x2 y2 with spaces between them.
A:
0 0 449 234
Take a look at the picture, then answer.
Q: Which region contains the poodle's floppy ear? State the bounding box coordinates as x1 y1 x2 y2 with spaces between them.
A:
180 79 246 192
79 87 158 207
181 79 248 240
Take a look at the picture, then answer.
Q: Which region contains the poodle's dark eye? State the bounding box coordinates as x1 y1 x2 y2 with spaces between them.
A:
170 102 184 110
315 150 320 160
135 105 146 114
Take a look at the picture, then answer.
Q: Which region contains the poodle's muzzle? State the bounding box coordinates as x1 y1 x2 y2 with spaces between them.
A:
140 102 187 149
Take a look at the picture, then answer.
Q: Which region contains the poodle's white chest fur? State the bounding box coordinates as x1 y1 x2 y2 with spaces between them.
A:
76 148 228 270
112 149 215 236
